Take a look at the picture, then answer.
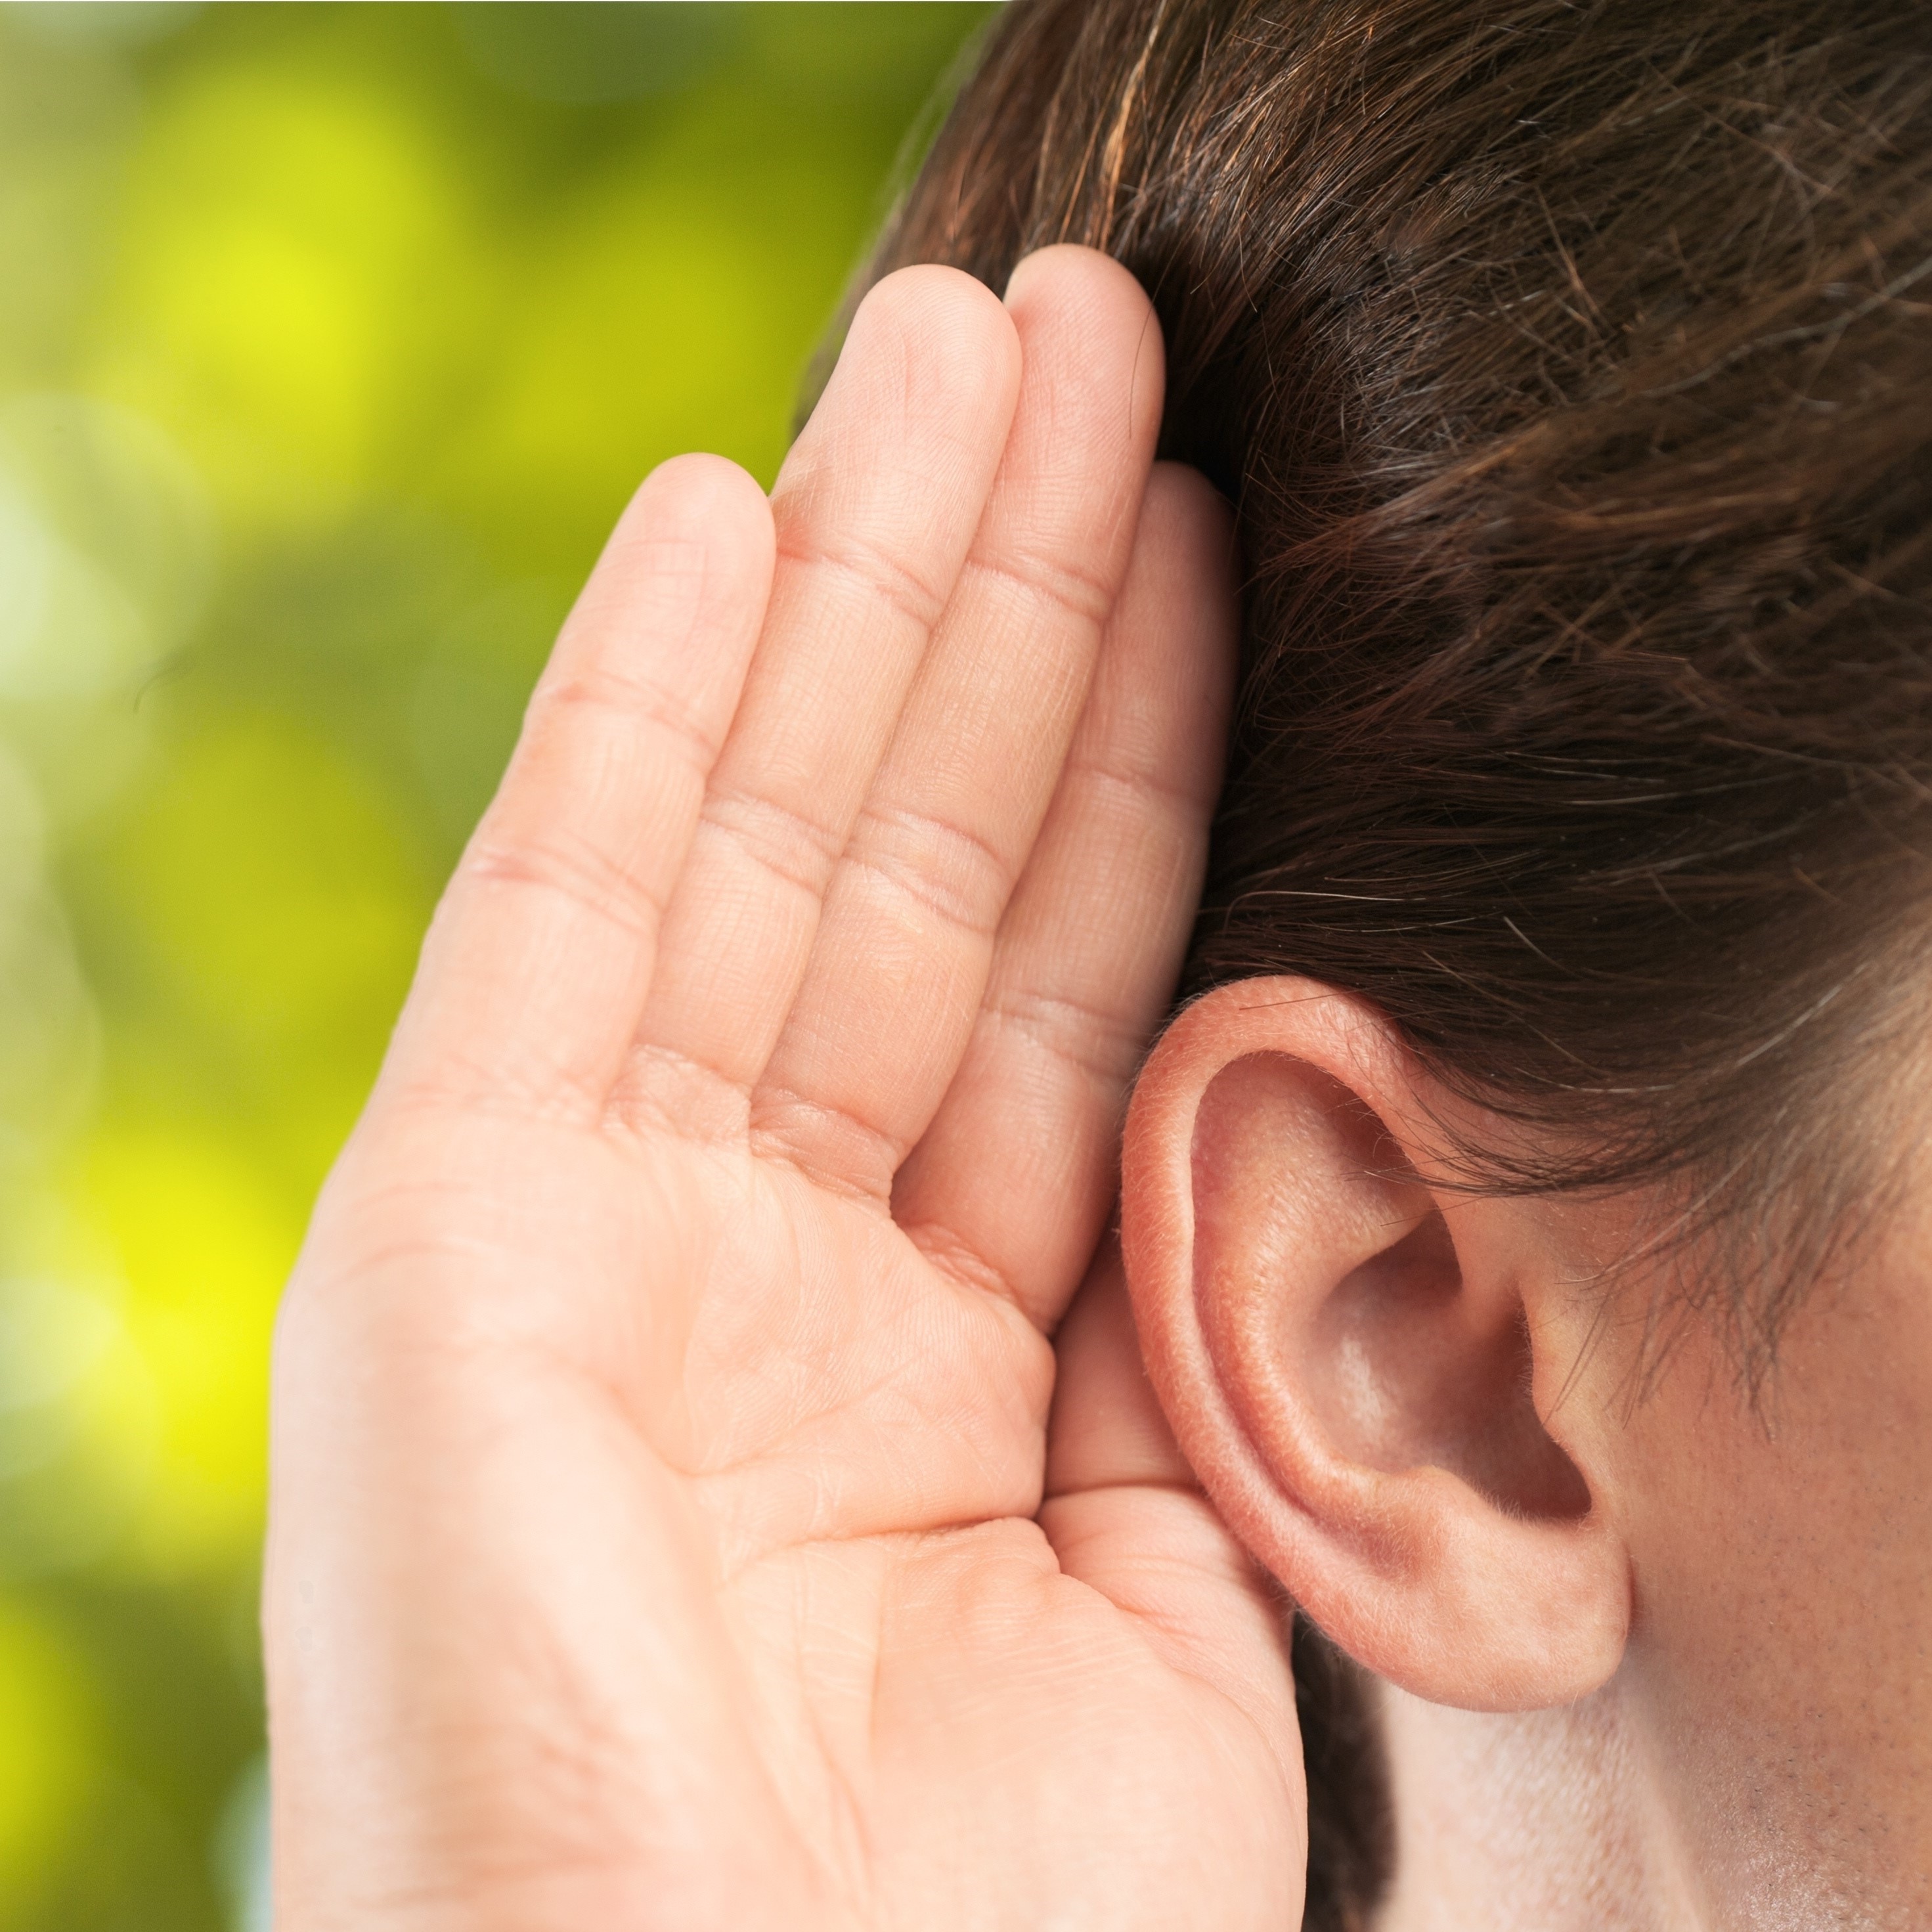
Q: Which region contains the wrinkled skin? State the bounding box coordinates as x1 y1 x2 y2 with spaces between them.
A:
265 247 1306 1932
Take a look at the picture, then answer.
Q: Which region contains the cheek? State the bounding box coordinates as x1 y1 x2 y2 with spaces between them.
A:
1610 1252 1932 1917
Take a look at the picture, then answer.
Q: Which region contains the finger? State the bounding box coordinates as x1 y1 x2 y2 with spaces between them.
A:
1039 1248 1300 1751
747 246 1166 1195
613 268 1022 1130
891 463 1238 1326
379 454 774 1118
1044 1241 1195 1501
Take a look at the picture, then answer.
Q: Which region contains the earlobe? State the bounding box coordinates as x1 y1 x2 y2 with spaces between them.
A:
1120 980 1631 1712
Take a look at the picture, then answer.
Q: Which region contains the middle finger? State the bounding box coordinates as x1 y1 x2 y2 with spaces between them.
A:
748 246 1165 1198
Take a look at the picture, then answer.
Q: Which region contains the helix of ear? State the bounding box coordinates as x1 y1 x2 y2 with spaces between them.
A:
1119 981 1630 1712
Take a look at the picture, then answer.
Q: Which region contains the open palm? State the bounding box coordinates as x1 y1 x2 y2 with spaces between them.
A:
267 248 1304 1931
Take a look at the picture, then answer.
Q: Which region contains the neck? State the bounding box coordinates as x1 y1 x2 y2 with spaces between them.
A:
1371 1680 1707 1932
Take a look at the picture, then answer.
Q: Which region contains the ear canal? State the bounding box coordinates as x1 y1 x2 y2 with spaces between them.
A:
1197 1057 1591 1526
1122 981 1631 1712
1313 1216 1593 1521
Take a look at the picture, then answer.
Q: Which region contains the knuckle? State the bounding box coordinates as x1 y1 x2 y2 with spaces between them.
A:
1070 749 1204 821
986 984 1143 1087
779 528 952 636
848 800 1015 938
749 1086 904 1203
461 827 661 943
537 661 723 774
700 786 845 900
966 545 1116 632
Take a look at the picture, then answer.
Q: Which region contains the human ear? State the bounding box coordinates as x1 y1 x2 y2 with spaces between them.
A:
1120 979 1631 1711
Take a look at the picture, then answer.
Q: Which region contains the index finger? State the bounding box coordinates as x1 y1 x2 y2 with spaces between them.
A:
380 452 776 1119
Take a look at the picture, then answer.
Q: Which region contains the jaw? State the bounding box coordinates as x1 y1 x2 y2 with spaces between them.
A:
1371 1678 1705 1932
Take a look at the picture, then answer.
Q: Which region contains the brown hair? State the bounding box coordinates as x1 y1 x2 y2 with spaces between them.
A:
851 1 1932 1923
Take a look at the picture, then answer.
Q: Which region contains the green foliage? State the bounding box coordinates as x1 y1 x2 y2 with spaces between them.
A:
0 6 992 1924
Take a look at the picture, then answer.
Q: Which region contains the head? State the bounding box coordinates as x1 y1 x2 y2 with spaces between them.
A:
862 2 1932 1924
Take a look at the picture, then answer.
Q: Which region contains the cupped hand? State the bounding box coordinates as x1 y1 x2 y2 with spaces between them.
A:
265 246 1305 1931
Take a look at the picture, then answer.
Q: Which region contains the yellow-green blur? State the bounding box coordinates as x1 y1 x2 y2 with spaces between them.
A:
0 6 992 1925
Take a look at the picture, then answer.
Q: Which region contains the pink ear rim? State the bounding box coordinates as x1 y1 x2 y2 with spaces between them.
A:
1118 982 1632 1713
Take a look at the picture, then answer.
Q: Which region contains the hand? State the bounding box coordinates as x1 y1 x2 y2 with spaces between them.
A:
265 246 1304 1931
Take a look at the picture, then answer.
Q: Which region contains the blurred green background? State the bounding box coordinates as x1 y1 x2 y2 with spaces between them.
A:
0 5 991 1925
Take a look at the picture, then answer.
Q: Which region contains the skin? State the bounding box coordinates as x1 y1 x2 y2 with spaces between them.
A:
267 244 1929 1929
1123 990 1932 1930
266 248 1302 1932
